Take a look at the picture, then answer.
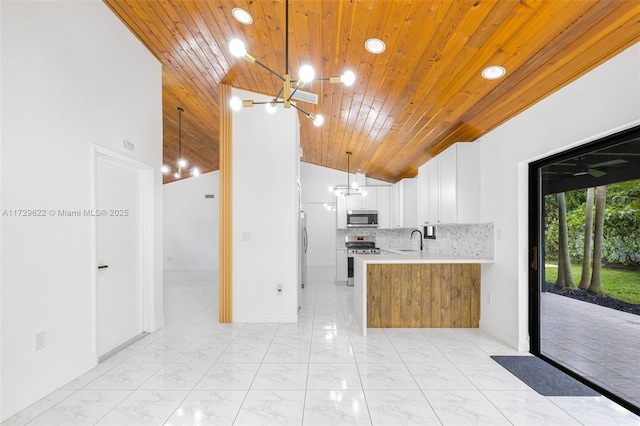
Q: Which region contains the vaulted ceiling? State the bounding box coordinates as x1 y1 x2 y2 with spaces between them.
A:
104 0 640 184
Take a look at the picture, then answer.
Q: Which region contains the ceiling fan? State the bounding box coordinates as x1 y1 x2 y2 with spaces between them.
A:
571 158 628 177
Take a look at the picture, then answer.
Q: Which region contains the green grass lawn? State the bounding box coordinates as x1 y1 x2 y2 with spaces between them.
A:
544 262 640 305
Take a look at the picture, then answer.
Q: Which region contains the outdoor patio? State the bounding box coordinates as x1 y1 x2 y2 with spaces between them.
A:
541 291 640 409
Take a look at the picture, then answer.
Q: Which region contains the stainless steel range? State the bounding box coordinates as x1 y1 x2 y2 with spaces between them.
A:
346 235 380 286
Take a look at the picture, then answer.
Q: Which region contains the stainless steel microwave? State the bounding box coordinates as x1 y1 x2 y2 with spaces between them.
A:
346 210 378 228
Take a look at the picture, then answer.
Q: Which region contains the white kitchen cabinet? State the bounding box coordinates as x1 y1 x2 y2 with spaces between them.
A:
418 162 430 225
346 187 377 211
455 143 481 223
419 142 480 225
400 178 419 229
336 248 348 282
438 145 457 223
390 178 419 228
345 192 360 211
390 184 400 228
363 187 378 210
377 186 391 229
428 159 440 222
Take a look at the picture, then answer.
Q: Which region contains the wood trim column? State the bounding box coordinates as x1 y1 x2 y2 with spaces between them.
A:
219 84 232 322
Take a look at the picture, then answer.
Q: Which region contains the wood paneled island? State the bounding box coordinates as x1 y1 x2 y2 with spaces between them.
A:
354 252 493 336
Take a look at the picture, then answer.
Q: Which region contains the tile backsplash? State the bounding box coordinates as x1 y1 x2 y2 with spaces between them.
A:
423 223 494 258
337 223 494 259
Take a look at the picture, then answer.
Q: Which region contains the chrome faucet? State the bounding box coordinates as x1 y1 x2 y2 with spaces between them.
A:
410 229 424 251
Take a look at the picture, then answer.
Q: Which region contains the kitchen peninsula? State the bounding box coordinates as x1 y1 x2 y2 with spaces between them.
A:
354 251 493 336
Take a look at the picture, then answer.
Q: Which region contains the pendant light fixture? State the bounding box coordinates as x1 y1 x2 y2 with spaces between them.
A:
162 107 200 179
227 0 355 126
328 152 366 197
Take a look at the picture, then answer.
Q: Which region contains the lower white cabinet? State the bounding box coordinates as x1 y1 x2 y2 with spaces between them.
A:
336 248 347 281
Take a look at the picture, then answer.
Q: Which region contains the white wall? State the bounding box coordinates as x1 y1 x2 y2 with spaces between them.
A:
300 162 391 267
164 171 219 271
230 88 299 322
0 1 162 420
478 42 640 350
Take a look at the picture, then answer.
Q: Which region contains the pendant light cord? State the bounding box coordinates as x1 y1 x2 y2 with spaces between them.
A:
347 151 351 188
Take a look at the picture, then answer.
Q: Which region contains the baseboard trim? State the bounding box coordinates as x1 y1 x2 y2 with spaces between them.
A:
0 354 96 422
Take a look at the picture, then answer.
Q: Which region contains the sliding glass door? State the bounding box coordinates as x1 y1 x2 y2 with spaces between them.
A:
530 125 640 415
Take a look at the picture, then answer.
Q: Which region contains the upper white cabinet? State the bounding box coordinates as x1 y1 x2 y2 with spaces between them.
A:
418 142 480 224
345 193 360 211
346 187 378 211
401 178 419 228
377 186 391 229
390 184 399 228
390 178 419 228
438 146 457 223
418 162 430 225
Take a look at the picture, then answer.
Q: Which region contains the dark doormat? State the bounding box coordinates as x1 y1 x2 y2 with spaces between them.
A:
491 355 600 397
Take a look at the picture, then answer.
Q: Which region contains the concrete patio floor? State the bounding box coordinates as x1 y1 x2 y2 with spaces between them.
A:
541 291 640 410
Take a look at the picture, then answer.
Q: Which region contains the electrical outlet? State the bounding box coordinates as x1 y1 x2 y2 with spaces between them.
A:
35 331 47 351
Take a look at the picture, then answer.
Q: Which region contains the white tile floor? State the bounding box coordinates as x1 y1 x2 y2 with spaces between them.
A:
3 267 639 425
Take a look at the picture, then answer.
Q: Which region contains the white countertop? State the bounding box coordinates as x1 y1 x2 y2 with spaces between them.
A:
355 248 494 264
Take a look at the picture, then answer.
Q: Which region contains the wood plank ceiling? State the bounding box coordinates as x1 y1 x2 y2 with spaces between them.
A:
104 0 640 184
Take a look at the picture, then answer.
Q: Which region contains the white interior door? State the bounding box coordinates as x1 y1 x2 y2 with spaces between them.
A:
96 156 143 358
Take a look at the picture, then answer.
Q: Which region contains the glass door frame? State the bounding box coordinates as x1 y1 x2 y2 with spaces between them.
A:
528 124 640 417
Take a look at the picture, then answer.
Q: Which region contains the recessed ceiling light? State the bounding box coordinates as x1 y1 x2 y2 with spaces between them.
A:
482 65 506 80
231 7 253 25
365 38 386 54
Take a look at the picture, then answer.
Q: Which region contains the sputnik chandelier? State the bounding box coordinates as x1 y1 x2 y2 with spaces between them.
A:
227 0 355 126
162 107 200 179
